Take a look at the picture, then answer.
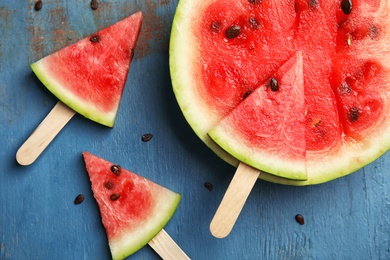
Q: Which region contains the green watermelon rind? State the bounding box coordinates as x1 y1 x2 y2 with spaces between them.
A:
261 138 390 186
208 128 307 181
31 61 117 127
169 0 240 167
109 191 181 260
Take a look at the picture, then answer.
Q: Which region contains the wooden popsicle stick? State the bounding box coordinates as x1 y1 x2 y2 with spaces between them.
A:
210 162 260 238
16 101 76 166
148 229 190 260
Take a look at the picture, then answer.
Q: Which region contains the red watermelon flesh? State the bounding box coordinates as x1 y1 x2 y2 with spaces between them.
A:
31 11 143 127
170 0 390 184
209 51 307 180
83 152 181 259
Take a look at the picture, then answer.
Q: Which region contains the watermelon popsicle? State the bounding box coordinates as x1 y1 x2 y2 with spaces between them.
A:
83 152 190 260
16 11 143 166
209 51 305 238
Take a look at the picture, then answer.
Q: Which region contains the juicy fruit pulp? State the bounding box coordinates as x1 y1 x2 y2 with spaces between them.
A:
209 51 307 180
170 0 390 184
83 152 181 259
31 11 143 127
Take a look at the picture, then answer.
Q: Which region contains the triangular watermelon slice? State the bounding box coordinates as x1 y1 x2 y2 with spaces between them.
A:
208 52 307 180
83 152 181 259
31 11 143 127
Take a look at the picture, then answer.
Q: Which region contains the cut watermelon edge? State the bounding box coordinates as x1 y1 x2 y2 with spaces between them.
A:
208 126 308 181
108 191 181 259
31 61 117 127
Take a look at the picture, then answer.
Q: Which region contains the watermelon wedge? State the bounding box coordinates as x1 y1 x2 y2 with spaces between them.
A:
170 0 390 184
31 11 143 127
208 51 307 180
83 152 181 259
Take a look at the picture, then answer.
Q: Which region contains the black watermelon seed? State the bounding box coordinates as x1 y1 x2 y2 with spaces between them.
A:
74 194 85 205
341 0 352 15
110 193 120 201
295 214 305 225
248 0 261 3
211 21 222 33
141 133 153 142
225 25 241 39
204 182 213 191
34 0 43 11
111 165 121 176
243 89 253 99
339 82 352 94
104 181 114 189
348 107 359 122
249 17 259 29
90 35 101 43
90 0 99 10
270 78 279 92
308 0 319 8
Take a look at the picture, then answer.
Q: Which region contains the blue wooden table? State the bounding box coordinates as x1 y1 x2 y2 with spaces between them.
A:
1 1 390 259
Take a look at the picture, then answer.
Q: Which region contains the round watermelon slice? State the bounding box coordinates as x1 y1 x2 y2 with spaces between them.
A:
31 11 143 127
169 0 390 185
83 152 181 259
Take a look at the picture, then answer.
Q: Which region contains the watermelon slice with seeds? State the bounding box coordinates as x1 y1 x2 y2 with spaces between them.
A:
31 11 143 127
83 152 181 259
170 0 390 185
208 51 307 180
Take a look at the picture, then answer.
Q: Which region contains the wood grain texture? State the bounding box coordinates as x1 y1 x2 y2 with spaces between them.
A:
1 0 390 259
16 101 75 166
210 163 260 238
148 229 190 260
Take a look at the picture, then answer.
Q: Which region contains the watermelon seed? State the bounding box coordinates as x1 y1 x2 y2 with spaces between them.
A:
110 165 121 176
225 25 241 39
211 21 222 33
270 78 279 92
248 0 261 4
34 0 43 11
90 35 101 43
141 133 153 142
348 107 359 122
110 193 120 201
308 0 319 8
243 90 253 99
339 82 352 94
90 0 99 10
204 182 214 191
370 25 379 38
104 181 114 190
311 118 322 127
341 0 352 15
295 214 305 225
347 33 352 46
249 17 259 29
74 194 85 205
